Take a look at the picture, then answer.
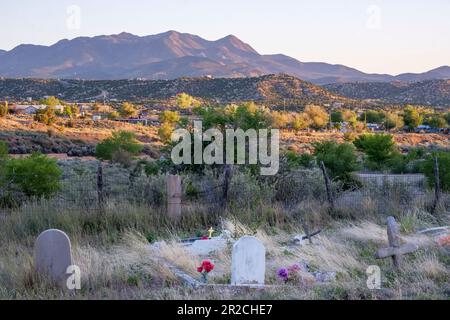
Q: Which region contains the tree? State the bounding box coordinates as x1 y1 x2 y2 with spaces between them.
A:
34 107 57 125
159 111 181 125
403 105 423 130
359 110 385 124
445 113 450 126
176 93 200 109
384 112 404 130
63 105 73 118
421 151 450 192
270 111 290 129
313 141 359 184
95 131 143 162
3 153 62 198
39 96 60 107
292 113 311 131
426 115 447 128
158 122 175 143
304 105 329 130
353 134 398 168
331 111 343 123
0 101 8 117
118 102 138 118
342 109 357 128
108 111 120 120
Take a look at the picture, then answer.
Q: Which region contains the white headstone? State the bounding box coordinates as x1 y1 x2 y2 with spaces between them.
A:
34 229 72 285
188 237 228 256
231 236 265 285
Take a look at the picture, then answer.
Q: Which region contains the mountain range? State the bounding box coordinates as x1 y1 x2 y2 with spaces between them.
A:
0 31 449 84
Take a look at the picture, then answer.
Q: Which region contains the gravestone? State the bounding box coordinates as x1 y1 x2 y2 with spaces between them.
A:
375 216 418 269
188 237 228 256
34 229 72 286
231 236 265 286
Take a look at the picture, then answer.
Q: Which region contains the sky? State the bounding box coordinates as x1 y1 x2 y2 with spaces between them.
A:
1 0 449 75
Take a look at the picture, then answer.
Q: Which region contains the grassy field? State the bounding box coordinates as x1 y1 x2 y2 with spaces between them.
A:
0 160 448 300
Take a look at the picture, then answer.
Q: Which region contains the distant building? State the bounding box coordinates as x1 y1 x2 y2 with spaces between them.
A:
12 104 46 114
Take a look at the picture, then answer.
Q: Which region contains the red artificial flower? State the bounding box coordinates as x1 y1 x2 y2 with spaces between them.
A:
199 260 215 273
197 266 203 273
200 236 209 240
438 235 450 247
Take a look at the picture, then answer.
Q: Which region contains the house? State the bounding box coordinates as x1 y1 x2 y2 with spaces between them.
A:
12 104 47 114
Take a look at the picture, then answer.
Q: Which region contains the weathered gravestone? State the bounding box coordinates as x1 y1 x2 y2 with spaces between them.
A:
375 216 418 269
231 236 265 286
34 229 72 286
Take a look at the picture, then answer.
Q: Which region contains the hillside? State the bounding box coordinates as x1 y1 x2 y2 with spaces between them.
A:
0 74 353 107
324 80 450 106
0 31 449 84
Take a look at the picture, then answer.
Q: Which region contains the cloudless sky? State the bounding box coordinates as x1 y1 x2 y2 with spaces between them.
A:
1 0 449 75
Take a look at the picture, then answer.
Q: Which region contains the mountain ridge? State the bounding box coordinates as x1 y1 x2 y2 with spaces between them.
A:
0 31 449 84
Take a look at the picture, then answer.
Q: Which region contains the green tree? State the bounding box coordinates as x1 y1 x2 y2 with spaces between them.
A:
331 111 343 123
342 109 357 128
445 113 450 126
292 113 311 131
353 134 398 168
421 151 450 192
359 110 385 124
313 141 359 184
118 102 138 118
0 101 8 117
403 105 423 130
4 153 62 198
426 115 447 128
304 105 329 130
34 107 57 125
384 112 404 130
158 122 175 143
108 111 120 120
39 96 60 107
159 111 181 125
176 93 200 109
96 131 143 162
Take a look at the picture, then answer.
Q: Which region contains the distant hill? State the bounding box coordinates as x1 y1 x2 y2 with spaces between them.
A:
0 31 448 84
0 74 353 107
324 79 450 106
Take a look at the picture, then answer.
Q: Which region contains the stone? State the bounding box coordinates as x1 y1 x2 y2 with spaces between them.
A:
34 229 72 285
188 237 228 256
231 236 265 286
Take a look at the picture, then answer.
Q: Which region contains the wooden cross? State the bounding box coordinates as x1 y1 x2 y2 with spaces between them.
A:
375 216 418 269
208 227 214 239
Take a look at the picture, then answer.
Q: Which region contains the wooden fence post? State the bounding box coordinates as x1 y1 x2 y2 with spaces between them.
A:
222 165 233 208
97 163 104 208
167 175 182 219
320 161 335 212
432 156 441 214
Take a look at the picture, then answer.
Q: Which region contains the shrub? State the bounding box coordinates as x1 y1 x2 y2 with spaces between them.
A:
313 141 359 184
3 153 62 198
34 107 57 125
118 102 138 118
159 111 180 124
421 151 450 192
353 134 398 169
96 131 143 161
304 105 329 130
0 141 7 159
285 151 314 169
